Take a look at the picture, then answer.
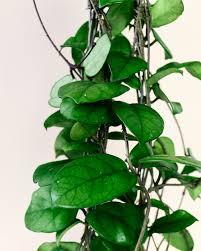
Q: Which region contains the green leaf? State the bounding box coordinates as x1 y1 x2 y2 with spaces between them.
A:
83 34 111 77
107 0 134 36
153 137 175 155
60 98 113 125
184 61 201 80
150 0 184 28
38 242 85 251
33 160 70 187
59 81 129 104
152 29 173 60
51 154 137 208
124 76 141 89
70 122 98 141
110 35 132 57
187 178 201 200
90 237 131 251
130 144 150 167
152 83 183 115
86 202 144 246
108 53 147 82
147 67 182 87
25 186 77 233
150 199 169 215
55 128 99 158
149 210 197 234
49 75 74 108
163 230 194 251
113 102 164 143
99 0 130 8
61 22 88 50
108 131 137 141
140 155 201 171
44 111 74 129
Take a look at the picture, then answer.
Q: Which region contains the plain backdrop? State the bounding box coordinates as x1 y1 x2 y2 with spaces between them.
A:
0 0 201 250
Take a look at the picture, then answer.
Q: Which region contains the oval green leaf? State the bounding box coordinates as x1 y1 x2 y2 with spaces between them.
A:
38 242 85 251
113 102 164 143
51 154 137 208
44 111 74 129
25 186 77 233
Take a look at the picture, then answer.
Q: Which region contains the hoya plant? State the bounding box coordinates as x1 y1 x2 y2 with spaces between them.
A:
25 0 201 250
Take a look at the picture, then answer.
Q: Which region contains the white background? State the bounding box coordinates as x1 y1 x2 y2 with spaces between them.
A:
0 0 201 250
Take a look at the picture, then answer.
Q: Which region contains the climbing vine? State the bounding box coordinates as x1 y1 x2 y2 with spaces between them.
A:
25 0 201 250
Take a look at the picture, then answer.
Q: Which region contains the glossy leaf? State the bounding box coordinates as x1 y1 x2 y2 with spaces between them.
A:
163 230 194 251
59 81 129 104
86 202 144 246
152 29 173 59
130 143 150 167
107 0 134 36
124 76 141 89
60 98 112 125
49 75 74 108
55 128 99 158
99 0 130 8
70 122 98 141
110 35 132 57
33 160 70 187
184 61 201 80
108 53 147 81
44 111 74 129
153 137 175 155
140 155 201 171
51 154 137 208
113 102 164 143
150 0 184 28
25 186 77 233
149 210 197 234
83 34 111 77
38 242 85 251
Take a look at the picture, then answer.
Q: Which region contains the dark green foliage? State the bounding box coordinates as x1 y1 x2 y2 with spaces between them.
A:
27 0 201 250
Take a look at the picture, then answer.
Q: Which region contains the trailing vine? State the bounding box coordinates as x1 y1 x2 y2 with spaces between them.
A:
25 0 201 250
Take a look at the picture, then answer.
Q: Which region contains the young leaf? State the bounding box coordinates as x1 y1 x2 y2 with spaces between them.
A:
83 34 111 77
152 83 183 115
107 0 134 36
33 160 70 187
108 53 147 81
149 210 197 234
90 237 131 251
150 0 184 28
86 202 144 246
113 102 164 143
44 111 74 129
147 67 183 87
130 143 150 167
25 186 77 233
55 128 99 158
184 61 201 80
58 81 129 104
51 154 137 208
38 242 85 251
49 75 74 108
60 98 112 125
70 122 98 141
153 137 175 156
61 22 88 50
151 199 169 215
163 230 194 251
152 29 173 60
140 155 201 171
187 178 201 200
